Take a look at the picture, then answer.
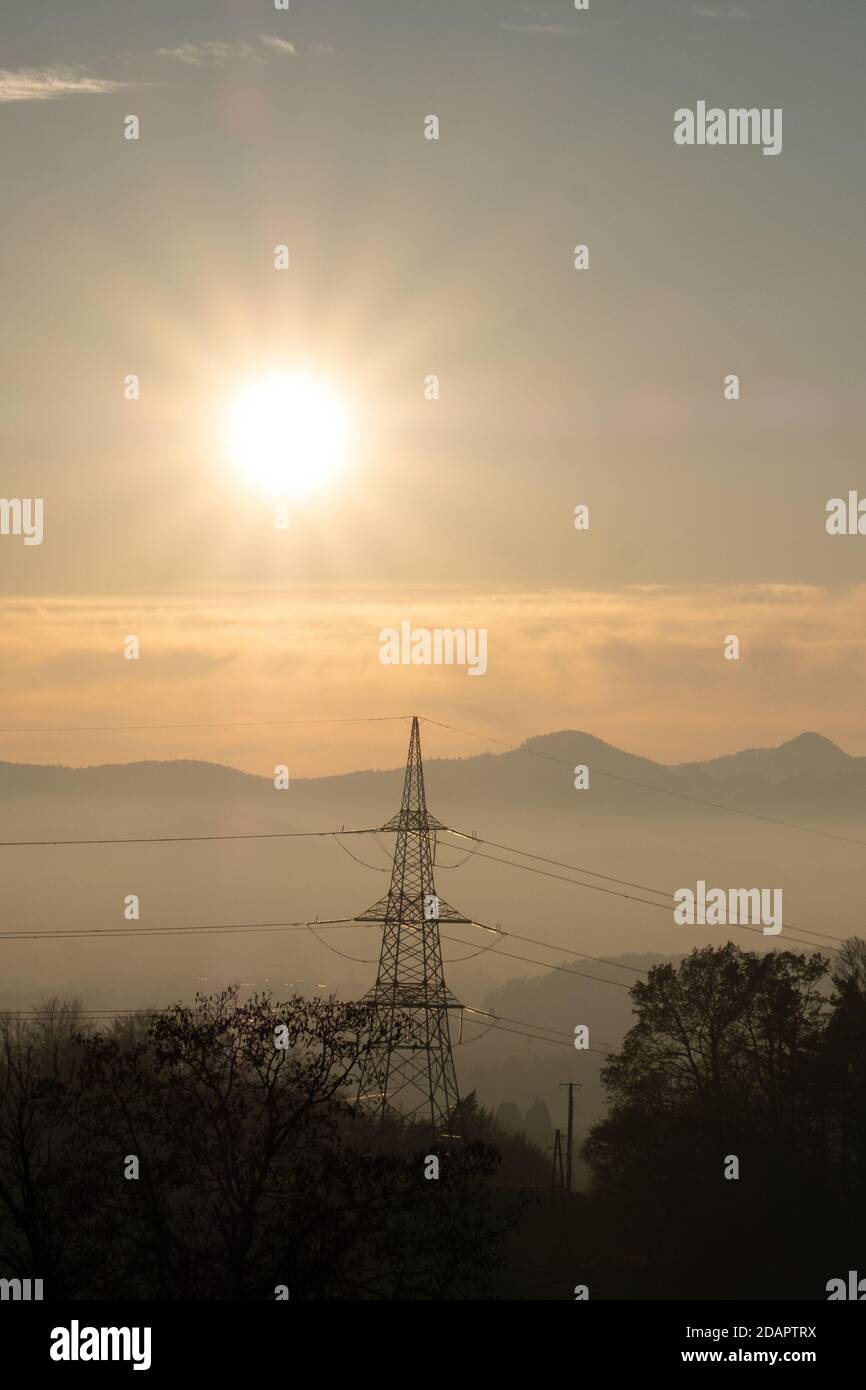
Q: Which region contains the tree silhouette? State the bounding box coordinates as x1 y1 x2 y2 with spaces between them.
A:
582 943 862 1297
1 989 510 1299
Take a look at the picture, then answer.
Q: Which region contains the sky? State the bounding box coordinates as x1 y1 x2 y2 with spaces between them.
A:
1 0 864 772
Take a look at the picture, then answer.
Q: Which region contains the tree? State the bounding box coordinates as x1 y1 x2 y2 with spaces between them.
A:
494 1101 523 1134
819 936 866 1206
523 1099 554 1152
0 988 510 1299
582 945 833 1296
0 999 87 1293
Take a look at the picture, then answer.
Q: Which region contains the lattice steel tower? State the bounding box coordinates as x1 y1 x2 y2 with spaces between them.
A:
355 716 467 1135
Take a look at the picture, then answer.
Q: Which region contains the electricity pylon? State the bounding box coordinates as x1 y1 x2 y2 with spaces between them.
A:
355 716 467 1136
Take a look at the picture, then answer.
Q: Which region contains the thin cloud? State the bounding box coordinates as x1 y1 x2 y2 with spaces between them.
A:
0 66 126 102
258 35 297 56
155 41 258 66
156 35 297 66
2 584 864 774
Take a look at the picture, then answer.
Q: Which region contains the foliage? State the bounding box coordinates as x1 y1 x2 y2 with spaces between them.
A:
0 989 510 1299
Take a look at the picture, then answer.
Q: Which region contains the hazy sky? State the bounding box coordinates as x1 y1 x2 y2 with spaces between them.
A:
1 1 864 768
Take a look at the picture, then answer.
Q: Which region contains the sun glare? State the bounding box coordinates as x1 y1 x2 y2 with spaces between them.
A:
226 371 350 496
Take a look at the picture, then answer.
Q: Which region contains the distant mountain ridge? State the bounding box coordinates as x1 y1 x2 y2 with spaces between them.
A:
0 730 862 804
0 728 863 841
674 731 858 783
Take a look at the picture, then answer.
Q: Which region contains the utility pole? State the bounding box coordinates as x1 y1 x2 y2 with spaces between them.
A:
550 1128 565 1196
354 717 468 1136
559 1082 582 1193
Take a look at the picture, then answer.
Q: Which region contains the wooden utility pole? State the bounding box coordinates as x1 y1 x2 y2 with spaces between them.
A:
559 1082 582 1193
550 1128 565 1195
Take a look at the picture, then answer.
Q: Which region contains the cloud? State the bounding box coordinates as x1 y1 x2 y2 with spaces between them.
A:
1 584 864 774
258 35 297 56
0 66 126 102
155 41 258 66
156 35 297 66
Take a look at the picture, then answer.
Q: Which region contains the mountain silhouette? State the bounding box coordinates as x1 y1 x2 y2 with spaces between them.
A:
1 728 861 813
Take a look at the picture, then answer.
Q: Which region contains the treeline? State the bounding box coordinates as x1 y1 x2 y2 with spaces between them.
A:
0 989 534 1299
580 940 866 1298
4 939 862 1300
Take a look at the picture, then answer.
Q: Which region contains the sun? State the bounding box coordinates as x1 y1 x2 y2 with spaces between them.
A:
225 371 351 496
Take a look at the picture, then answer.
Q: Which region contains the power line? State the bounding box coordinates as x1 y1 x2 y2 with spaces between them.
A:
438 931 634 990
433 837 483 870
1 831 838 957
0 715 412 735
445 831 848 946
0 910 619 984
478 1019 610 1055
329 834 388 872
469 845 835 950
307 924 376 964
0 903 840 988
0 806 846 985
443 830 673 900
0 900 837 975
0 828 380 848
444 839 844 952
0 909 647 990
443 934 507 963
1 816 846 951
468 921 649 976
0 917 359 941
456 1013 500 1045
465 846 678 913
421 717 866 850
465 1006 618 1053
